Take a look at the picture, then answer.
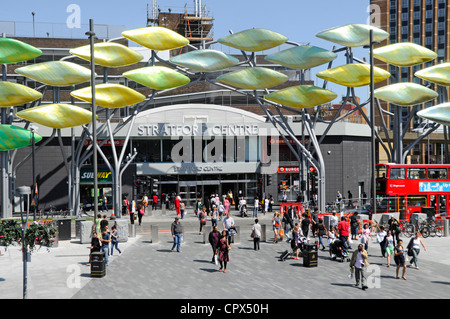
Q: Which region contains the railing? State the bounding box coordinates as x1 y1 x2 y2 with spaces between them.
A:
0 21 125 40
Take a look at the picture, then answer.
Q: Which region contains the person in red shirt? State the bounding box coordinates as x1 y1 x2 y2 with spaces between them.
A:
152 193 158 210
175 195 181 216
338 216 350 250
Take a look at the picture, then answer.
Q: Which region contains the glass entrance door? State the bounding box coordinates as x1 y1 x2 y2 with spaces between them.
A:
179 183 197 208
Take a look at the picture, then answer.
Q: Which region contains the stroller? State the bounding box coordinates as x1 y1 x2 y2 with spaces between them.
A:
239 204 248 217
330 239 350 262
291 235 308 257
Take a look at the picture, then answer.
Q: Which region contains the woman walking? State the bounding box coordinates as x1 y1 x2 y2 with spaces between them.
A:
217 230 231 273
384 230 395 267
376 226 387 258
198 207 207 234
110 225 122 256
407 232 427 270
394 239 407 280
290 224 302 260
137 204 145 226
316 219 327 251
272 212 281 244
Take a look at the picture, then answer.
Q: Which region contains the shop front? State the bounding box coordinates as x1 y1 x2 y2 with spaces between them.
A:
79 168 113 210
128 104 277 208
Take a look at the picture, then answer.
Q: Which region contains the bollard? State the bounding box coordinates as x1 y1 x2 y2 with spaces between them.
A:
129 223 136 238
233 225 240 244
162 203 166 216
261 224 267 242
114 219 129 242
444 219 449 237
75 219 85 238
148 205 152 216
151 225 159 243
80 220 94 244
203 225 211 244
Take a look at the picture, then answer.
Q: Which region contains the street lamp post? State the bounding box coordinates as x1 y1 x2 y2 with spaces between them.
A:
16 185 31 299
369 29 377 217
86 20 98 217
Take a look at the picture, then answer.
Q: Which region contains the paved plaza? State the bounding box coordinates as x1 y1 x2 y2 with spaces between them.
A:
1 209 449 300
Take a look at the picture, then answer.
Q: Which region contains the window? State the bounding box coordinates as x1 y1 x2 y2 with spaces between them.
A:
390 167 406 179
377 166 387 179
408 167 427 179
428 168 448 179
407 195 427 207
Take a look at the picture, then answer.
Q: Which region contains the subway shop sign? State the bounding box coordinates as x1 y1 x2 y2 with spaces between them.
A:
80 169 112 184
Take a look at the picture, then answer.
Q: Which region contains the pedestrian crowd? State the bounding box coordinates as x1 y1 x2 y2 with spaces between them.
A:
88 214 122 267
108 191 429 288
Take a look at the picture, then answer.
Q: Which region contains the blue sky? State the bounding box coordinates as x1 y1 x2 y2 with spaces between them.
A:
1 0 373 103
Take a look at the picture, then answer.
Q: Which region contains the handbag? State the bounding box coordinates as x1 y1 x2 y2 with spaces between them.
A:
279 229 285 237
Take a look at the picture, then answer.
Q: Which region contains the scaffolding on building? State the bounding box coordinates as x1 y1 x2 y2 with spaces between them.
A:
147 0 214 46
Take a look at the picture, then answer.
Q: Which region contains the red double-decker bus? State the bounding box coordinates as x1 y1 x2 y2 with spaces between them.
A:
376 163 450 220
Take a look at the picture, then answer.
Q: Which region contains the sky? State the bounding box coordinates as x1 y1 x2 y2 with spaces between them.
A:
1 0 373 103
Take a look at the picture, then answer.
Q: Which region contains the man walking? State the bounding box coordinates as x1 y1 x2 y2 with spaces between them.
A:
350 244 370 290
338 216 350 250
171 216 183 252
99 228 111 266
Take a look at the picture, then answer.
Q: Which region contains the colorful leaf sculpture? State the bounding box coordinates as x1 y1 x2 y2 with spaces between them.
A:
217 28 288 52
217 67 288 90
122 26 189 51
0 38 42 64
0 125 42 151
316 63 390 87
373 42 437 67
0 82 42 107
169 49 240 72
316 24 389 47
265 45 337 69
70 42 143 68
417 102 450 126
123 66 190 90
374 82 438 106
414 62 450 86
15 61 93 87
71 83 146 108
16 103 94 129
264 85 337 108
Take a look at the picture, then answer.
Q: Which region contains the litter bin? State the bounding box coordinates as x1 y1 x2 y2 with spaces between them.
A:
303 243 318 267
56 218 71 241
90 251 106 278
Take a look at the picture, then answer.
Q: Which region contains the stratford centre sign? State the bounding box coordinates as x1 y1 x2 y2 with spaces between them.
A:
137 123 259 137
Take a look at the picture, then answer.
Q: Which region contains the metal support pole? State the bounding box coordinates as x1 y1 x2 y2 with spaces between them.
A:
369 29 377 218
86 20 98 217
17 186 31 299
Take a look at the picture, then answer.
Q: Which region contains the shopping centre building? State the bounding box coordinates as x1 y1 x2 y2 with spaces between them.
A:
1 10 373 215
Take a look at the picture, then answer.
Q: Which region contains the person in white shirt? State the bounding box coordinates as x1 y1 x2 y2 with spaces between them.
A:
253 196 259 217
350 244 369 290
376 226 387 258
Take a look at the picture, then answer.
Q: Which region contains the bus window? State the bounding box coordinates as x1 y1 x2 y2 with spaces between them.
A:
440 195 446 214
390 167 406 179
376 165 387 179
388 196 404 212
407 167 426 179
428 168 447 179
407 195 427 207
